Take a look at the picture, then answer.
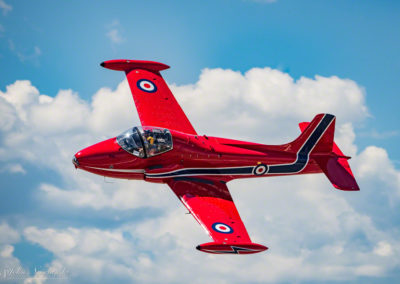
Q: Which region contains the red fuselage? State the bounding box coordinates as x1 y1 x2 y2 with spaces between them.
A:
73 128 322 183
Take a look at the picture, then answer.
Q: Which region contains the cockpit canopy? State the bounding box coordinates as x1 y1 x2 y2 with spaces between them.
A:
116 126 173 158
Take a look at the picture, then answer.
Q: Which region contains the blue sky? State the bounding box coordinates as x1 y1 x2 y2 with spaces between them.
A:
1 0 399 159
0 0 400 283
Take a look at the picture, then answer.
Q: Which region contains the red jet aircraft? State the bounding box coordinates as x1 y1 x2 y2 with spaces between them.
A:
73 59 360 255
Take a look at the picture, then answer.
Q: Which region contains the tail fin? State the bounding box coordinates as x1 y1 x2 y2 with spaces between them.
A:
298 117 360 191
288 113 336 155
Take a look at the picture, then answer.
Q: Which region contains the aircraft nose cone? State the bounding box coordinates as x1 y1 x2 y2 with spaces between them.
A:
72 138 121 169
73 148 90 169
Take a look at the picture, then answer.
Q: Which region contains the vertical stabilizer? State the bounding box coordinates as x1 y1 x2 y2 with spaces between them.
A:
298 119 360 191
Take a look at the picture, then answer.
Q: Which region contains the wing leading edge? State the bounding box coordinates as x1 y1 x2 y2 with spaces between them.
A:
101 59 197 135
167 177 267 254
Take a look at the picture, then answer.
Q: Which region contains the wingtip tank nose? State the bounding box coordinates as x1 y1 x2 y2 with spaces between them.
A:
72 155 79 168
196 242 268 254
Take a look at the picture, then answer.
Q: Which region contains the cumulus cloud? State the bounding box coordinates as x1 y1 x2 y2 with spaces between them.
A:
171 68 368 142
0 163 26 174
1 66 400 282
24 226 136 282
0 222 20 244
19 188 400 283
374 241 393 257
23 271 47 284
355 146 400 202
0 223 30 283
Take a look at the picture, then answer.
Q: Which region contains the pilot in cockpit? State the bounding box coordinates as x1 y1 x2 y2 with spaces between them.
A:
117 127 172 158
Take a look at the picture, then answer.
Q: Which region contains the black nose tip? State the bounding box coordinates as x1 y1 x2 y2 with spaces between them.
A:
72 156 79 168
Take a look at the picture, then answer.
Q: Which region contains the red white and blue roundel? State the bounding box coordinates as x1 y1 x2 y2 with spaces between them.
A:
212 222 234 234
253 164 268 176
137 79 157 93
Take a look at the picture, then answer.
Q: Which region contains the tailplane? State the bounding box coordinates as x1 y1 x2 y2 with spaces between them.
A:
216 113 360 191
298 118 360 191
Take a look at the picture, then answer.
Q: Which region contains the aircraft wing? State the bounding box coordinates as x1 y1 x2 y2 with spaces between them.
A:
101 59 197 135
167 178 268 254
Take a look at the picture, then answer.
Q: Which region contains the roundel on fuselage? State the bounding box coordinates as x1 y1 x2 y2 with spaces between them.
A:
253 164 268 176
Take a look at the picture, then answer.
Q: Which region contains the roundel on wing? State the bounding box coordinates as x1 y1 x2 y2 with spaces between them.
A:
137 79 157 93
212 222 234 234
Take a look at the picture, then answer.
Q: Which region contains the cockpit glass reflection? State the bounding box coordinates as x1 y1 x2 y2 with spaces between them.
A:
116 126 173 158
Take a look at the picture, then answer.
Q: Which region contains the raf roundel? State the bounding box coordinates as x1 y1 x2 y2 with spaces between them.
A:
212 222 234 234
137 79 157 93
253 164 268 176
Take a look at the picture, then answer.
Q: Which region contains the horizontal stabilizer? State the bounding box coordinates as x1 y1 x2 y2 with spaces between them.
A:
299 121 360 191
315 156 360 191
196 242 268 254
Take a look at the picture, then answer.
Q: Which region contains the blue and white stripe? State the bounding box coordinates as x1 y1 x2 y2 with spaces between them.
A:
268 113 334 174
145 114 335 179
86 114 335 179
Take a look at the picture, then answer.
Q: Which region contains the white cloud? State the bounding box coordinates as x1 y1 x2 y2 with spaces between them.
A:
106 20 125 44
88 82 137 135
1 163 26 174
30 89 89 134
355 146 400 197
1 80 39 122
23 226 137 282
39 179 165 211
24 227 77 253
19 190 400 283
0 223 29 283
374 241 393 257
106 29 124 44
0 222 20 244
0 96 17 131
171 68 367 143
0 0 12 15
0 244 13 258
1 66 400 282
23 271 47 284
